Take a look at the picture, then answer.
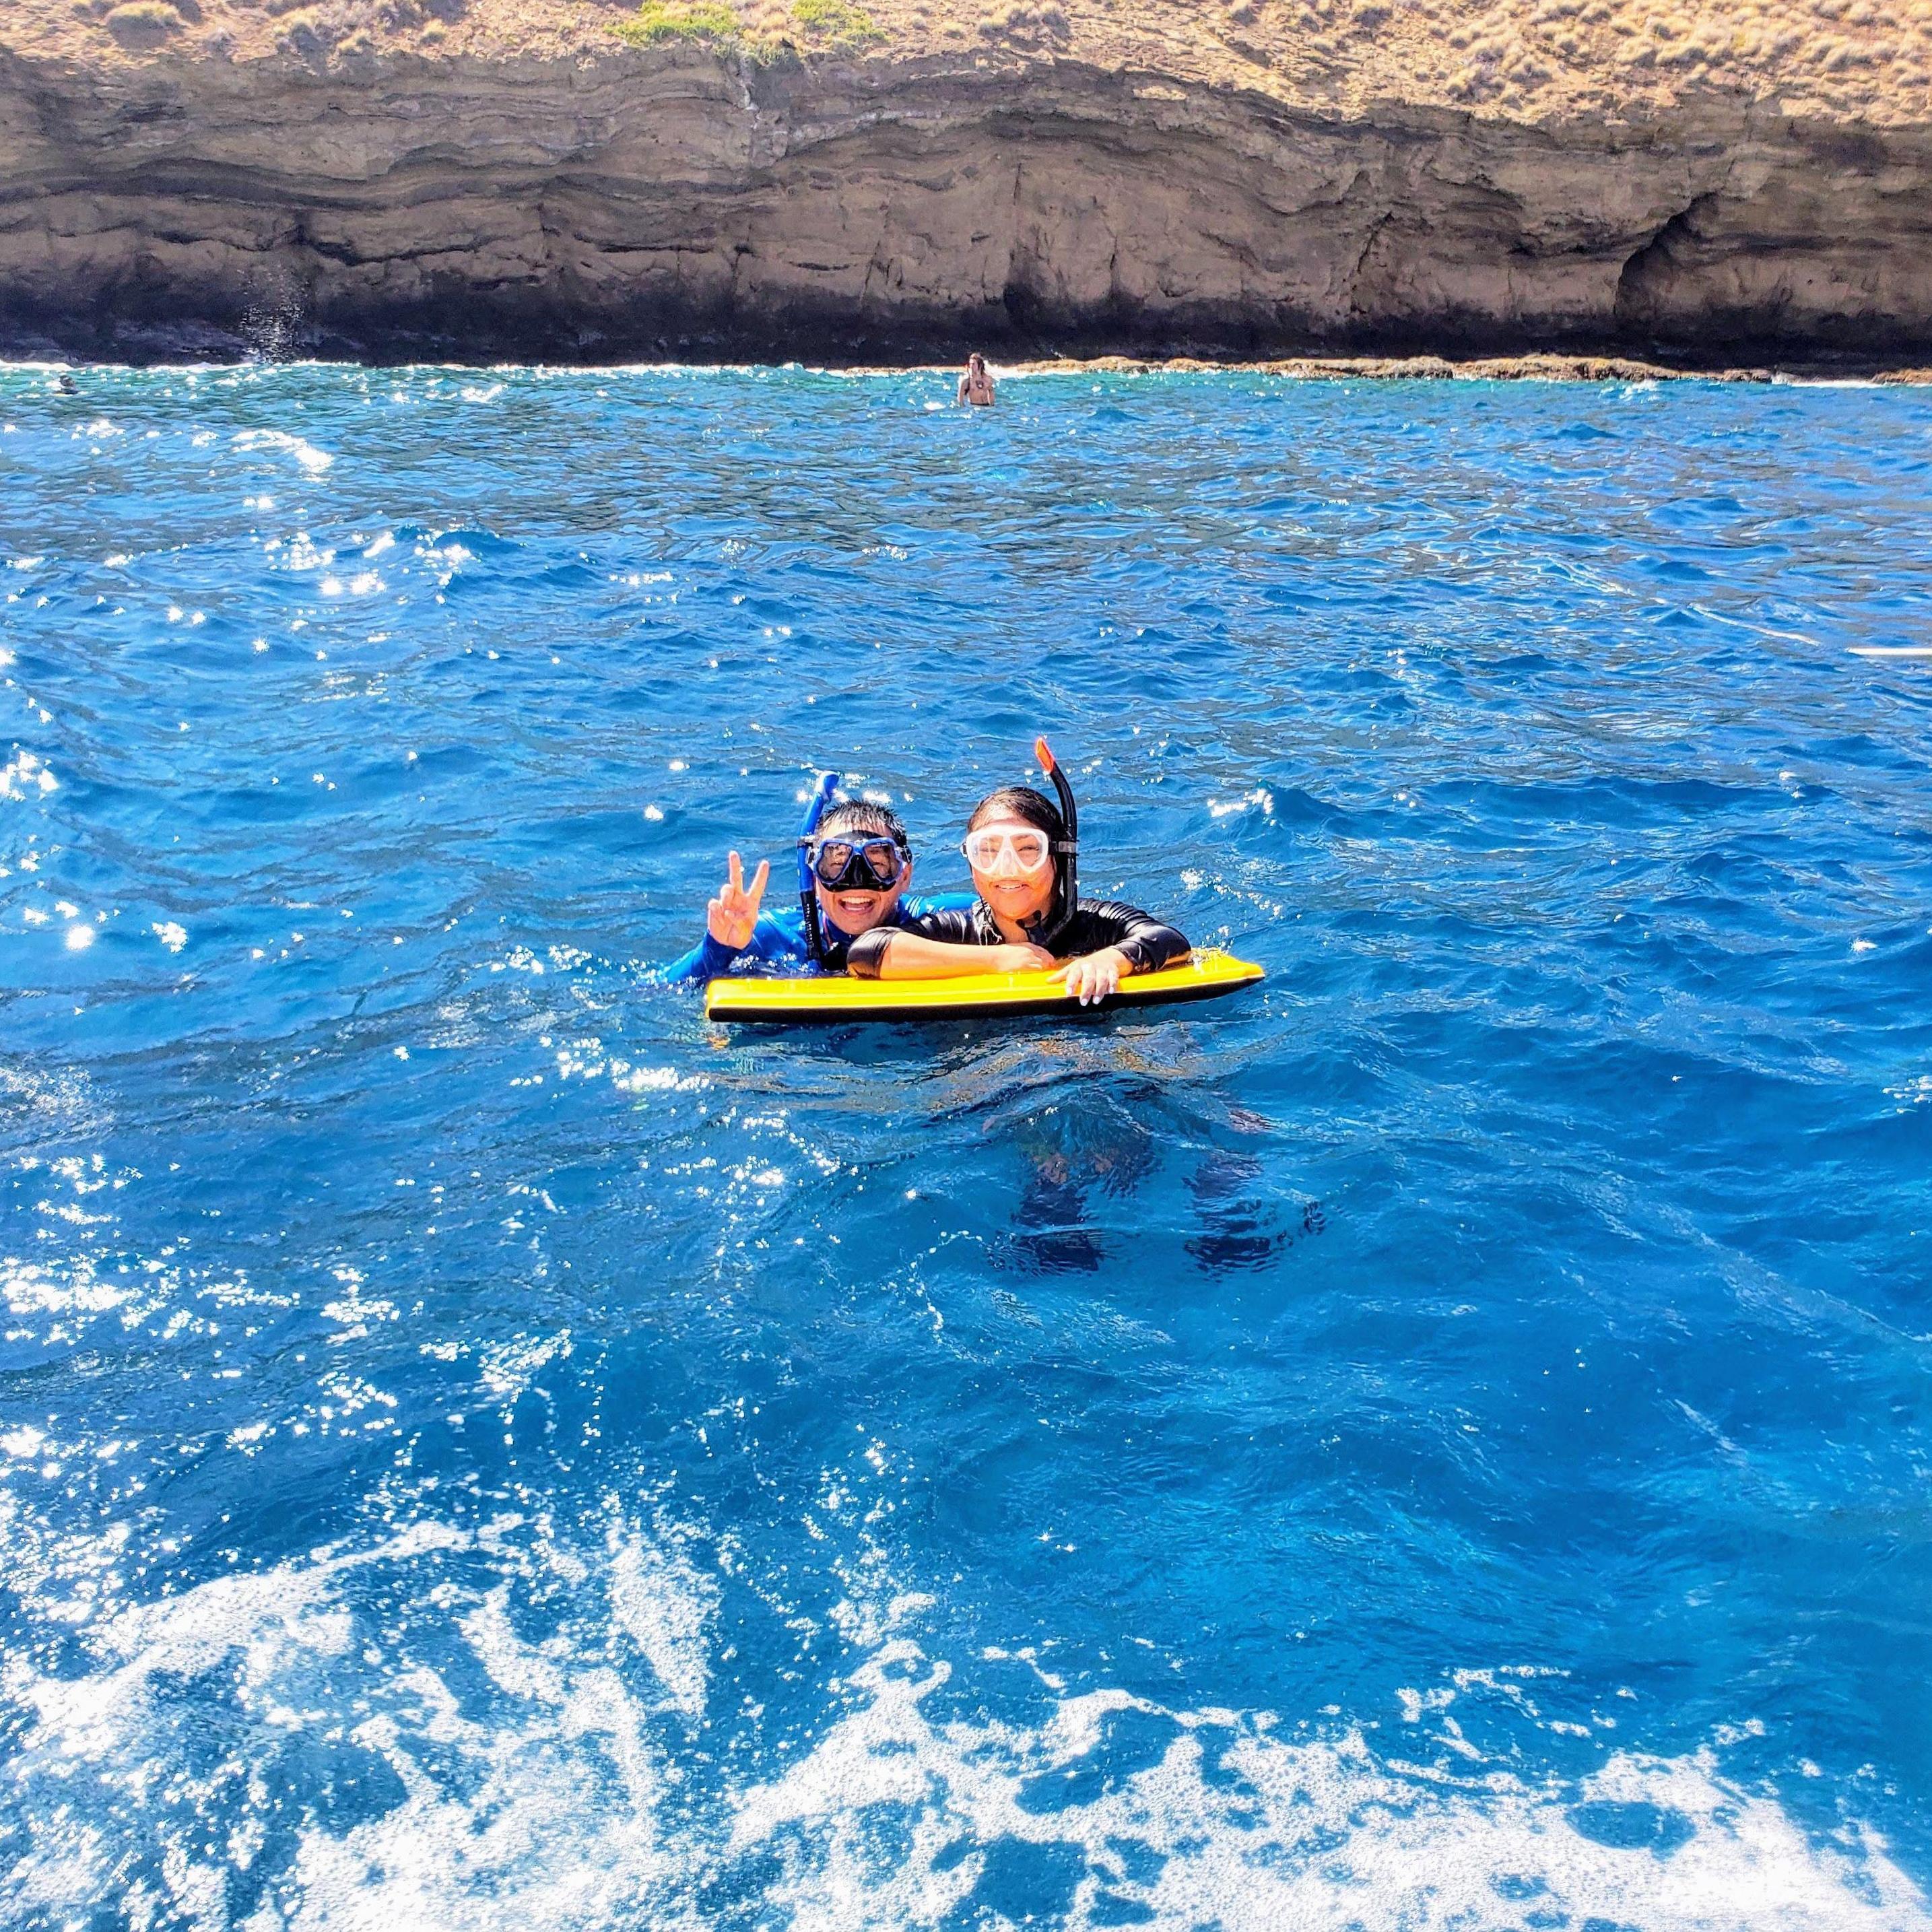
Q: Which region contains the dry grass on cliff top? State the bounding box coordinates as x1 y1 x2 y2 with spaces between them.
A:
4 0 1929 129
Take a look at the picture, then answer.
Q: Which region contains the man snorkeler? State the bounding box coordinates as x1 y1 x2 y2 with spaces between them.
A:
660 793 966 983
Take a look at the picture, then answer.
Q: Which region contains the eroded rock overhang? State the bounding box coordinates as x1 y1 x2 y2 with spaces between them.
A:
2 43 1929 363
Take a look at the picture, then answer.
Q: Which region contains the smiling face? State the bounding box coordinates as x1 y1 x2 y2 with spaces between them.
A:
965 818 1056 928
815 857 911 938
810 805 913 940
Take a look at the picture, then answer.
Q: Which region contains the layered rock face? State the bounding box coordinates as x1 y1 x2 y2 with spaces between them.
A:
2 41 1930 362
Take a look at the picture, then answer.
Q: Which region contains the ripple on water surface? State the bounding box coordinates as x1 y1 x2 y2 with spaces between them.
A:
1 362 1930 1929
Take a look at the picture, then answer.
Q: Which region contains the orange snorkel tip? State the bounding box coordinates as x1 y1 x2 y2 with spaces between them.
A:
1034 736 1056 777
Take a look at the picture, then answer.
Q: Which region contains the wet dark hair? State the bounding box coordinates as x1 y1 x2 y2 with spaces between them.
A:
966 786 1064 842
820 799 910 850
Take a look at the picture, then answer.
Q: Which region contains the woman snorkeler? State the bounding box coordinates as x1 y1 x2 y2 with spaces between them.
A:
846 742 1189 1005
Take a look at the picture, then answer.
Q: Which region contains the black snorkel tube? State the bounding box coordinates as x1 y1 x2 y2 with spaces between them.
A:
1031 736 1080 952
795 770 840 966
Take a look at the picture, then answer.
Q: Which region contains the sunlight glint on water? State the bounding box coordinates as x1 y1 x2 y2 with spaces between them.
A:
1 362 1930 1931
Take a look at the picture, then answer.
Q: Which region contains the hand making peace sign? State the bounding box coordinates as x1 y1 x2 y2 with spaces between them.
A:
706 850 771 950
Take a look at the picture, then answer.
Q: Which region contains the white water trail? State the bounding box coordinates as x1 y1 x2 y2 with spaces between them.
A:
1 1506 1921 1932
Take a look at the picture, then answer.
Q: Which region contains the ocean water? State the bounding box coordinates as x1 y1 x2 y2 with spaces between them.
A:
2 362 1930 1932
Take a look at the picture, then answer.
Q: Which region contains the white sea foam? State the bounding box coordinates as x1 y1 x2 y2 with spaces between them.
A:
725 1643 1928 1932
0 1508 711 1931
0 1500 1921 1932
608 1525 716 1718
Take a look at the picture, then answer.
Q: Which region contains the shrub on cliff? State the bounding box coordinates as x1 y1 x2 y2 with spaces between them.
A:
791 0 885 48
976 0 1068 46
613 0 741 46
612 0 884 59
103 0 185 42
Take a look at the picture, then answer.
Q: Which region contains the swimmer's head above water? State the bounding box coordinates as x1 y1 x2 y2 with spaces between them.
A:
961 783 1072 937
700 793 913 966
807 799 914 939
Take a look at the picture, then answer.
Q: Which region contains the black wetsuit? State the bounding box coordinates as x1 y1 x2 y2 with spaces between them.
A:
847 898 1189 978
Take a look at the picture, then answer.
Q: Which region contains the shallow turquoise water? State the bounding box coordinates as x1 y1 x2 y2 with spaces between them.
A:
3 363 1931 1929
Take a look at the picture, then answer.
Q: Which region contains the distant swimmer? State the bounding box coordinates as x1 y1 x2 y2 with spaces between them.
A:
956 353 995 408
55 373 77 395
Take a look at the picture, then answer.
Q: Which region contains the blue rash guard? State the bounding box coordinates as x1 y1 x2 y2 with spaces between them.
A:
657 894 974 986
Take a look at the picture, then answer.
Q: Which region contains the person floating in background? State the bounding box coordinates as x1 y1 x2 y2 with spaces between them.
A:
848 745 1190 1005
957 353 995 407
659 797 963 983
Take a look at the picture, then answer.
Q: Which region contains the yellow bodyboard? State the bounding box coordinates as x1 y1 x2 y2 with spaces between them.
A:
704 947 1263 1026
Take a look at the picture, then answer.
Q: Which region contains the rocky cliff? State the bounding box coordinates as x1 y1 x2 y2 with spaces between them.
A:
2 5 1930 364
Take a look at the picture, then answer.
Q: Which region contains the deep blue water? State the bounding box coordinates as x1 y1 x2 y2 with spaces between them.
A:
2 362 1930 1931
